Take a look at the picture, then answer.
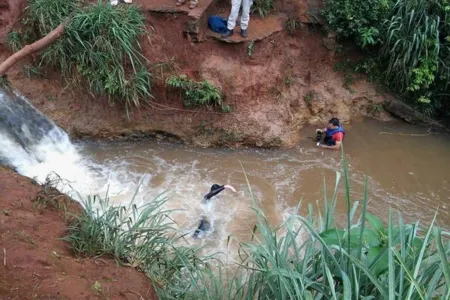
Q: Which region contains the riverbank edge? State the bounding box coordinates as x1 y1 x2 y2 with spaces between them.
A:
0 166 158 299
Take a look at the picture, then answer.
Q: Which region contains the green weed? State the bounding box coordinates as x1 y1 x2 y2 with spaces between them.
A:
283 74 293 87
251 0 273 18
368 103 383 116
304 90 315 104
221 104 233 113
6 30 23 52
343 73 355 91
284 16 301 35
26 0 151 111
22 64 45 79
0 75 11 90
166 74 223 108
247 40 255 57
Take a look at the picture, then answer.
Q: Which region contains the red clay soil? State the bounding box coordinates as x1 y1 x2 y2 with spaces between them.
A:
0 167 156 300
0 0 393 148
0 0 27 42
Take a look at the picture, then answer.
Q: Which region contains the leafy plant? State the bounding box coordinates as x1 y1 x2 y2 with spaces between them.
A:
359 27 379 48
343 73 355 91
6 30 23 52
304 90 315 104
283 74 293 86
368 103 383 116
381 0 440 93
22 64 45 79
251 0 273 18
322 0 393 46
25 0 151 111
0 75 11 90
247 40 255 57
285 16 301 35
166 74 224 109
221 104 233 113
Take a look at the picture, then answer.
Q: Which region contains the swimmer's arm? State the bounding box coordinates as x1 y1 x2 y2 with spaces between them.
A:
319 141 341 150
224 185 236 193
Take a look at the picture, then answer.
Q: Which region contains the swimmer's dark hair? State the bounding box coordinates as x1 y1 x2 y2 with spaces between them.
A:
328 118 340 127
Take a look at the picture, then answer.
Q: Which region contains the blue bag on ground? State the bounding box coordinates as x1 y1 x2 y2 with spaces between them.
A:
208 16 228 34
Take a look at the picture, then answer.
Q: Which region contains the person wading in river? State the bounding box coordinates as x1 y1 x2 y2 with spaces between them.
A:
202 184 236 203
316 118 345 150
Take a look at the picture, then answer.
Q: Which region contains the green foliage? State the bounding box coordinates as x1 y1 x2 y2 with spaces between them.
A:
247 40 255 57
24 0 151 111
284 16 301 35
368 103 383 116
6 30 23 52
304 90 315 104
381 0 440 93
64 192 173 260
359 27 379 48
322 0 393 46
27 0 78 35
22 64 45 79
166 74 224 109
251 0 273 18
0 75 11 90
283 74 293 86
220 104 233 113
324 0 450 117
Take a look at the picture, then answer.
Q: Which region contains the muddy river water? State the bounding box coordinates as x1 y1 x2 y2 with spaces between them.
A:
76 119 450 257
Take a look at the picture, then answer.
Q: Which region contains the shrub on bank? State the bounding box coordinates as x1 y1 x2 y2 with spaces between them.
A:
10 0 151 112
166 74 227 110
323 0 450 118
62 156 450 299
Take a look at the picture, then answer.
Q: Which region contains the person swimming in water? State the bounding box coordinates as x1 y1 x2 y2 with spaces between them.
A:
202 183 236 203
193 216 211 238
193 184 237 238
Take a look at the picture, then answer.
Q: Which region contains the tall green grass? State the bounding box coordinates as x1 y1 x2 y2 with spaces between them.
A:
166 74 223 109
21 0 151 112
63 158 450 299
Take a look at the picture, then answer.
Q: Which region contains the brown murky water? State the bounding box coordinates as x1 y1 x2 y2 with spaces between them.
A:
79 119 450 257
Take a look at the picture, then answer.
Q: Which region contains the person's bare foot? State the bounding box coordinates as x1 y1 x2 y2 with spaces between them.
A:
189 2 197 9
124 0 132 3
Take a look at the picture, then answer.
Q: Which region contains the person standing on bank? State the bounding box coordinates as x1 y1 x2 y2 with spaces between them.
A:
316 117 345 150
221 0 252 38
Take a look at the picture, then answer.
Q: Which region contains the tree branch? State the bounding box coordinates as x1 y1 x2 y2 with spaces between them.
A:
0 20 69 76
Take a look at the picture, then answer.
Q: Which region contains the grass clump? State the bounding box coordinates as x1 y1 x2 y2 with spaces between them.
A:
21 0 151 112
166 74 224 109
6 30 24 52
285 16 301 35
22 64 45 79
0 75 11 90
251 0 273 18
304 90 315 104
